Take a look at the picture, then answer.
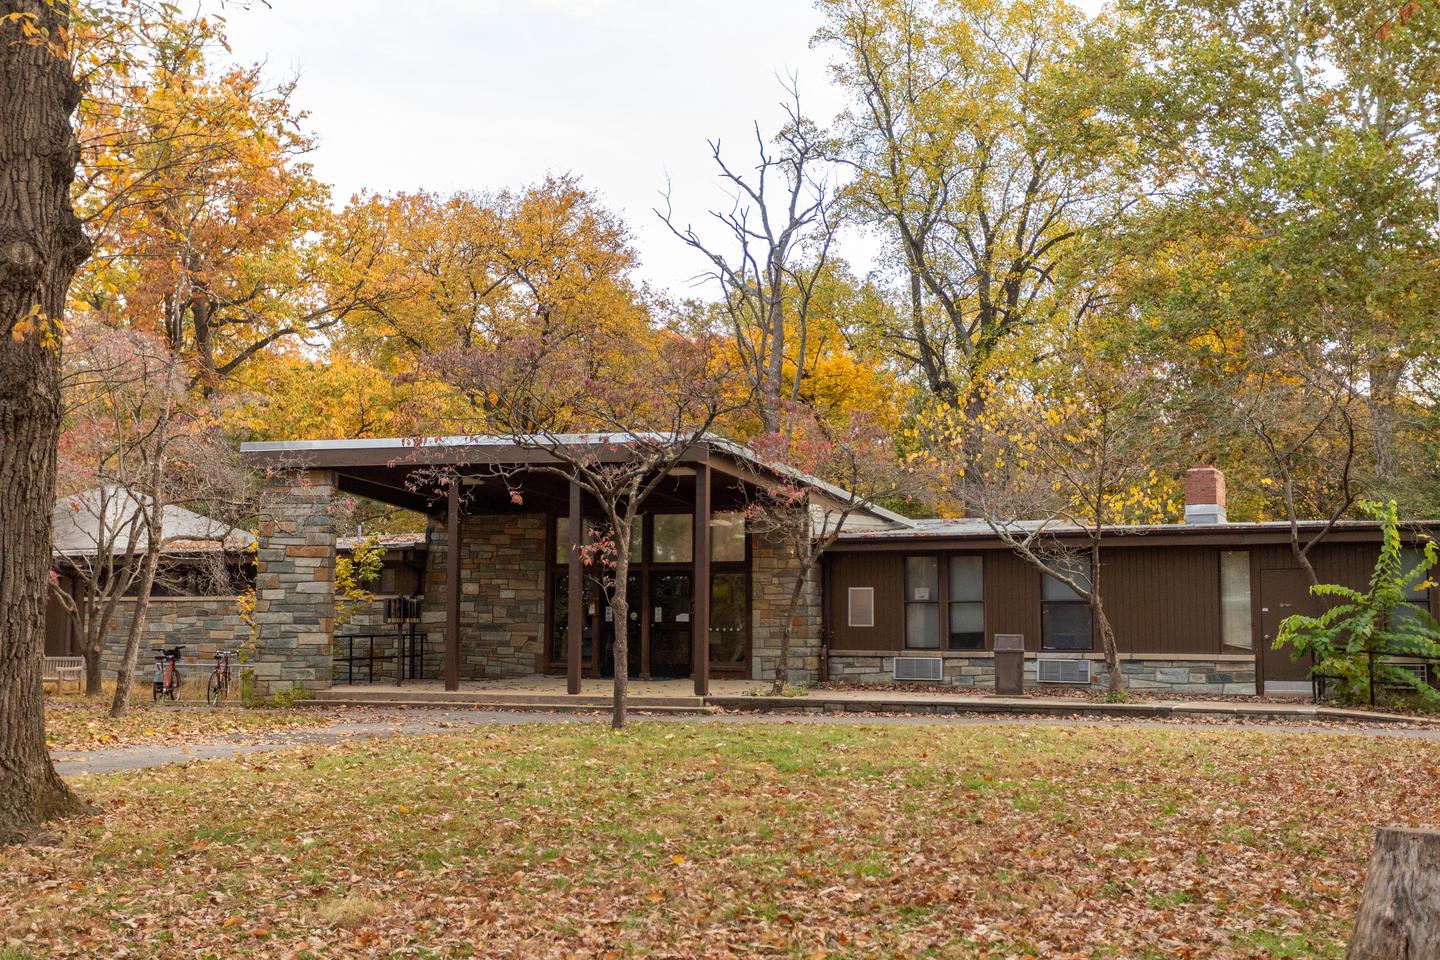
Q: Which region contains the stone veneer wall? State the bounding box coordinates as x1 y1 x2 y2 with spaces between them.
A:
751 527 823 684
250 470 337 697
97 595 398 684
827 654 1258 695
421 513 547 679
98 597 249 676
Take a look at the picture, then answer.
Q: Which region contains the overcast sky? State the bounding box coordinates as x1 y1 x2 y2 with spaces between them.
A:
219 0 1100 296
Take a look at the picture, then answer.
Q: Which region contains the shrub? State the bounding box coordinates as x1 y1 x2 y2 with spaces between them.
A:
1275 500 1440 705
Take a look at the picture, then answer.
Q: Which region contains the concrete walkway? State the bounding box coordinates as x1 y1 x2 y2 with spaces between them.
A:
52 706 1440 777
320 677 1436 727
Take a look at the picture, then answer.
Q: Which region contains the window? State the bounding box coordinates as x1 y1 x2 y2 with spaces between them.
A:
711 571 748 666
1041 557 1093 651
948 556 984 649
1394 547 1434 632
711 512 746 562
905 556 940 648
555 517 641 565
848 587 875 628
652 514 693 563
1220 551 1252 650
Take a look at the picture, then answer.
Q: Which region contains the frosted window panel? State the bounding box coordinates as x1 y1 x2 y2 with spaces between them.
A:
949 556 983 602
906 602 940 648
1220 551 1252 650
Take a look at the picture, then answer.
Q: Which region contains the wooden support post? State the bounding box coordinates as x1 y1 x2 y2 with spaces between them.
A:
1347 827 1440 959
567 481 583 696
444 478 461 692
693 463 710 697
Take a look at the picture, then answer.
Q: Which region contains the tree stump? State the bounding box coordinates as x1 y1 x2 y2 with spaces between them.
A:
1347 827 1440 959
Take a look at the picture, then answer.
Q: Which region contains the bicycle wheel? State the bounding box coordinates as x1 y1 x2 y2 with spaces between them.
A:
167 670 183 701
152 680 161 702
206 672 222 706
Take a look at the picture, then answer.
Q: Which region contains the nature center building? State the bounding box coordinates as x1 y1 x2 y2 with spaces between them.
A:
227 435 1438 699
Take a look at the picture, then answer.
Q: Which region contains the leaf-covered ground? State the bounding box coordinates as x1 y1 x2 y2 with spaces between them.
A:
5 721 1438 959
44 700 338 751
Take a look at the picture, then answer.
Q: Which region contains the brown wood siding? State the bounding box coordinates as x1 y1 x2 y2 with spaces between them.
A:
823 536 1432 661
826 552 904 651
1102 547 1222 655
982 551 1042 651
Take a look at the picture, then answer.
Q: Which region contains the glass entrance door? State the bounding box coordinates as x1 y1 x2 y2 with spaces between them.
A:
597 575 641 678
648 572 692 678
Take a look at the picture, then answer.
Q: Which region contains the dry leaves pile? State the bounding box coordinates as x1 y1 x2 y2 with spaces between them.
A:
5 721 1437 959
44 701 338 752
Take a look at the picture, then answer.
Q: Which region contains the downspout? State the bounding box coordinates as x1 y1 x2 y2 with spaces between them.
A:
819 555 831 683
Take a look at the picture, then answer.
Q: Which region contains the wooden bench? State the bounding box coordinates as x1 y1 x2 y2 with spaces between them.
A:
43 656 85 693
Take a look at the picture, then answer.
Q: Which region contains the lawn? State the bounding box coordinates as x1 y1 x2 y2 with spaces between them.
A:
44 699 339 751
4 721 1438 959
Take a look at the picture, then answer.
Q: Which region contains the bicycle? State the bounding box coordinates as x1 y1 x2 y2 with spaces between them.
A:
206 650 237 705
151 646 184 701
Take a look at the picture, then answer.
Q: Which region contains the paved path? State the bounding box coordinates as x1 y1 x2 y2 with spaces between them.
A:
51 707 1440 777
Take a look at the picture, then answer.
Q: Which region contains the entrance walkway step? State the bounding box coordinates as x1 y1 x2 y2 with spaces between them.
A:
304 698 717 716
313 688 711 712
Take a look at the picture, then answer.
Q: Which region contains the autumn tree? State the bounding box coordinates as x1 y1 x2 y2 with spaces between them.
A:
428 321 742 730
951 319 1180 695
658 83 838 433
0 0 91 842
1093 0 1440 510
341 177 652 366
54 323 253 715
71 5 402 393
817 0 1126 500
744 403 923 694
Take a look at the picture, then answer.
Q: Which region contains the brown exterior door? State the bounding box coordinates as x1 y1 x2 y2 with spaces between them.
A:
1259 568 1315 686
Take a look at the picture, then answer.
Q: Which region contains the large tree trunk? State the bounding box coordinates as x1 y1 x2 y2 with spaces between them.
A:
1347 827 1440 959
0 0 92 843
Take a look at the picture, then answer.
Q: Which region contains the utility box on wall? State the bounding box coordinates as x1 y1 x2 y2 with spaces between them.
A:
993 634 1025 696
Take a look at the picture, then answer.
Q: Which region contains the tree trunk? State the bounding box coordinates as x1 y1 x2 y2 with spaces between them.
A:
772 565 810 696
110 539 163 717
610 551 630 731
1347 827 1440 960
81 641 102 698
0 0 92 843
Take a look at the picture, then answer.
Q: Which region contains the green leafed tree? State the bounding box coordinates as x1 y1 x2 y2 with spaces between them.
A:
1276 500 1440 705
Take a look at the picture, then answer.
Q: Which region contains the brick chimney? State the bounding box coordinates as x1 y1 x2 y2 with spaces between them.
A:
1183 465 1227 524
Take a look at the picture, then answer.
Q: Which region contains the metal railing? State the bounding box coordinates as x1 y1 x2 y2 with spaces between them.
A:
334 631 430 686
1312 649 1440 707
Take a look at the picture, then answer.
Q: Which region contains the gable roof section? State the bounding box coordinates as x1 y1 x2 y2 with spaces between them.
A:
52 486 254 557
238 433 916 528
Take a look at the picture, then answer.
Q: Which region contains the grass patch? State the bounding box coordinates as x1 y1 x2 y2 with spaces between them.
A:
4 721 1438 957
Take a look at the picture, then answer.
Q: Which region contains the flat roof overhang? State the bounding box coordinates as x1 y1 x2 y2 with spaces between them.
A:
827 519 1439 552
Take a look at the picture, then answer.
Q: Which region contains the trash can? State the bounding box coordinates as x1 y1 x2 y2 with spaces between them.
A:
993 634 1025 696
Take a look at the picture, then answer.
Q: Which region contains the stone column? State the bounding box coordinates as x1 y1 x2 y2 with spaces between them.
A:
250 470 337 698
750 521 823 684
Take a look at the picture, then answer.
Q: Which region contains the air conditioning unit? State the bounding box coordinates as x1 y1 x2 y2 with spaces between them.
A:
1037 658 1092 685
894 656 944 682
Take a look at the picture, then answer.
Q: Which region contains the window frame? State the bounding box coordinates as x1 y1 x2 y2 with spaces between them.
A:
1219 550 1253 651
1040 557 1094 652
847 586 875 628
946 554 985 650
904 554 941 649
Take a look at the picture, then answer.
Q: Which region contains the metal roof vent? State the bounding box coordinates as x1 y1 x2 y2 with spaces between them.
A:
894 656 944 682
1037 658 1092 685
